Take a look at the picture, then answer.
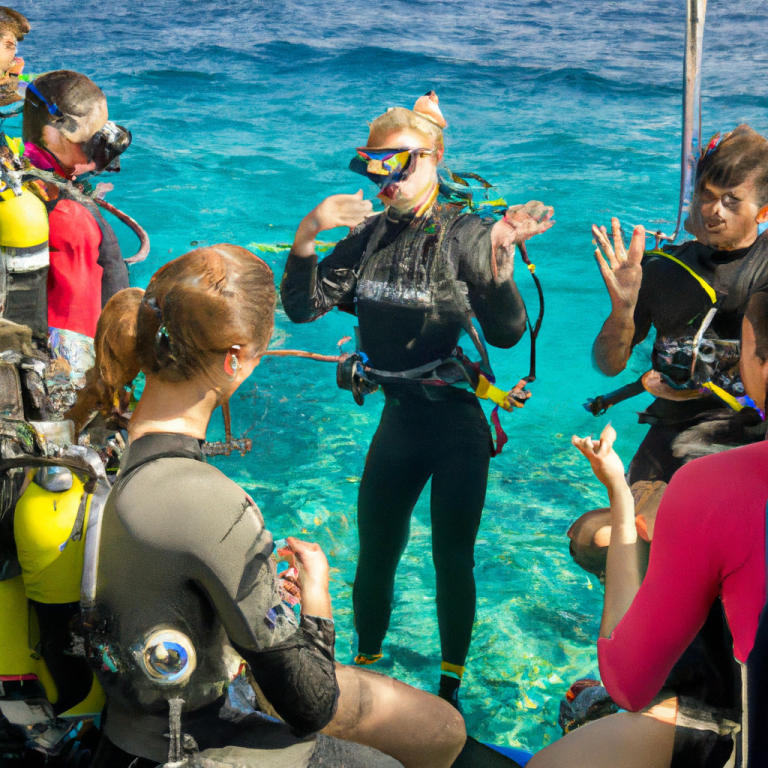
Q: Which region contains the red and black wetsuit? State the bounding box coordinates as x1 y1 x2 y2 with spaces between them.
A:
26 143 129 337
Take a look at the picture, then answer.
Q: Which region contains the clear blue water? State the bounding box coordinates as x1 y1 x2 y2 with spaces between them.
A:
11 0 768 751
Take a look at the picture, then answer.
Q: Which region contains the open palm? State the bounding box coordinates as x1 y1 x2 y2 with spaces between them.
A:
592 218 645 309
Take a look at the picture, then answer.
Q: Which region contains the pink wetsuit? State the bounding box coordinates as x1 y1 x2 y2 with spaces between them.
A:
597 440 768 712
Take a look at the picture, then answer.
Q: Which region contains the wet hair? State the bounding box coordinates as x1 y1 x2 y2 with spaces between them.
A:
68 245 276 431
745 291 768 363
65 288 145 433
0 7 30 41
22 70 105 146
697 124 768 207
367 107 444 151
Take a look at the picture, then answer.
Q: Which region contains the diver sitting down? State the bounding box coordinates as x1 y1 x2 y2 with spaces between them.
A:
530 289 768 768
570 124 768 577
281 91 553 706
73 245 521 768
0 67 134 722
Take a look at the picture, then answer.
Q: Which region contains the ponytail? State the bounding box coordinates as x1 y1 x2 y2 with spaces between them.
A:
67 244 276 435
65 287 144 435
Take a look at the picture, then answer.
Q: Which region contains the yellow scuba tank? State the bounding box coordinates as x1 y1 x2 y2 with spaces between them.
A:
0 160 50 336
0 574 105 717
14 468 91 604
0 468 106 717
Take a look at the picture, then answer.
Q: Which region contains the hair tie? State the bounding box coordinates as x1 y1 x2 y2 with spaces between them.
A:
144 295 174 364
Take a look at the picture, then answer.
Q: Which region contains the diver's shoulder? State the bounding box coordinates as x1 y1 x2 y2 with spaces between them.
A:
114 457 254 528
441 209 493 237
643 241 708 266
48 196 101 227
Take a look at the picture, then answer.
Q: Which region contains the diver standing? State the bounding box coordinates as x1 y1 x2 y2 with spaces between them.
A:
281 92 554 705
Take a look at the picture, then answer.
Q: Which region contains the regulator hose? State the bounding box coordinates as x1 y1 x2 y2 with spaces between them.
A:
93 196 150 264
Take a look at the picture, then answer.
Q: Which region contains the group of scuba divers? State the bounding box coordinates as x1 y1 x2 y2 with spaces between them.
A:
2 6 768 768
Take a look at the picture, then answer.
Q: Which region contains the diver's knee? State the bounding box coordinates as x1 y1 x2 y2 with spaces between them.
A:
325 663 377 738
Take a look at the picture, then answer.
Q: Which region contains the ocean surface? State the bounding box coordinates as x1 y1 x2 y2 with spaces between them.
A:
11 0 768 751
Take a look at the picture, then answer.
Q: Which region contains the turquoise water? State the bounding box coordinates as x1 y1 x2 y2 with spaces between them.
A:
12 0 768 751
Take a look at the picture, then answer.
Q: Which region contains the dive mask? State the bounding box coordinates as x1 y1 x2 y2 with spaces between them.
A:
26 83 131 173
349 147 435 189
81 121 131 174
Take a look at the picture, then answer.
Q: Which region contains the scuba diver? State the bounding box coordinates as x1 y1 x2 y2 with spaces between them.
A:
569 124 768 576
21 70 131 357
280 91 554 706
528 290 768 768
0 6 28 108
73 244 521 768
0 66 138 762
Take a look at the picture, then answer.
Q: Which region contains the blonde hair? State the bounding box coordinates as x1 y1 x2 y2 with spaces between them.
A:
367 107 444 151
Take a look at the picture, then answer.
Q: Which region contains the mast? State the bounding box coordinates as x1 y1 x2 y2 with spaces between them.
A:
670 0 708 242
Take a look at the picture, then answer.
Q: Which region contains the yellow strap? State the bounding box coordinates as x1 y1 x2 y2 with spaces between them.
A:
475 374 513 411
648 250 718 304
701 381 744 412
440 661 466 678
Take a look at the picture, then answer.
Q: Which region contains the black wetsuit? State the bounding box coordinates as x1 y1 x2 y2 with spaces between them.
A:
627 240 763 484
613 240 766 767
88 432 401 768
281 205 527 674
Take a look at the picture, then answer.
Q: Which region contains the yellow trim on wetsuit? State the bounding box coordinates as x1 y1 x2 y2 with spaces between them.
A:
649 250 745 411
14 471 92 604
440 661 466 680
648 249 718 305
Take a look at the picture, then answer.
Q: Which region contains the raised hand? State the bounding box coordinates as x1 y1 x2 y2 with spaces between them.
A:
572 424 627 491
292 190 375 257
497 200 555 243
491 201 554 280
304 189 374 236
592 218 645 310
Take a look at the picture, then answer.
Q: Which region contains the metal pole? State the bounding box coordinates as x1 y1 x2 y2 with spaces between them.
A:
670 0 708 243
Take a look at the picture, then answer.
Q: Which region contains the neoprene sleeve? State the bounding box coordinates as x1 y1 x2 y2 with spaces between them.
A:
235 616 339 737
